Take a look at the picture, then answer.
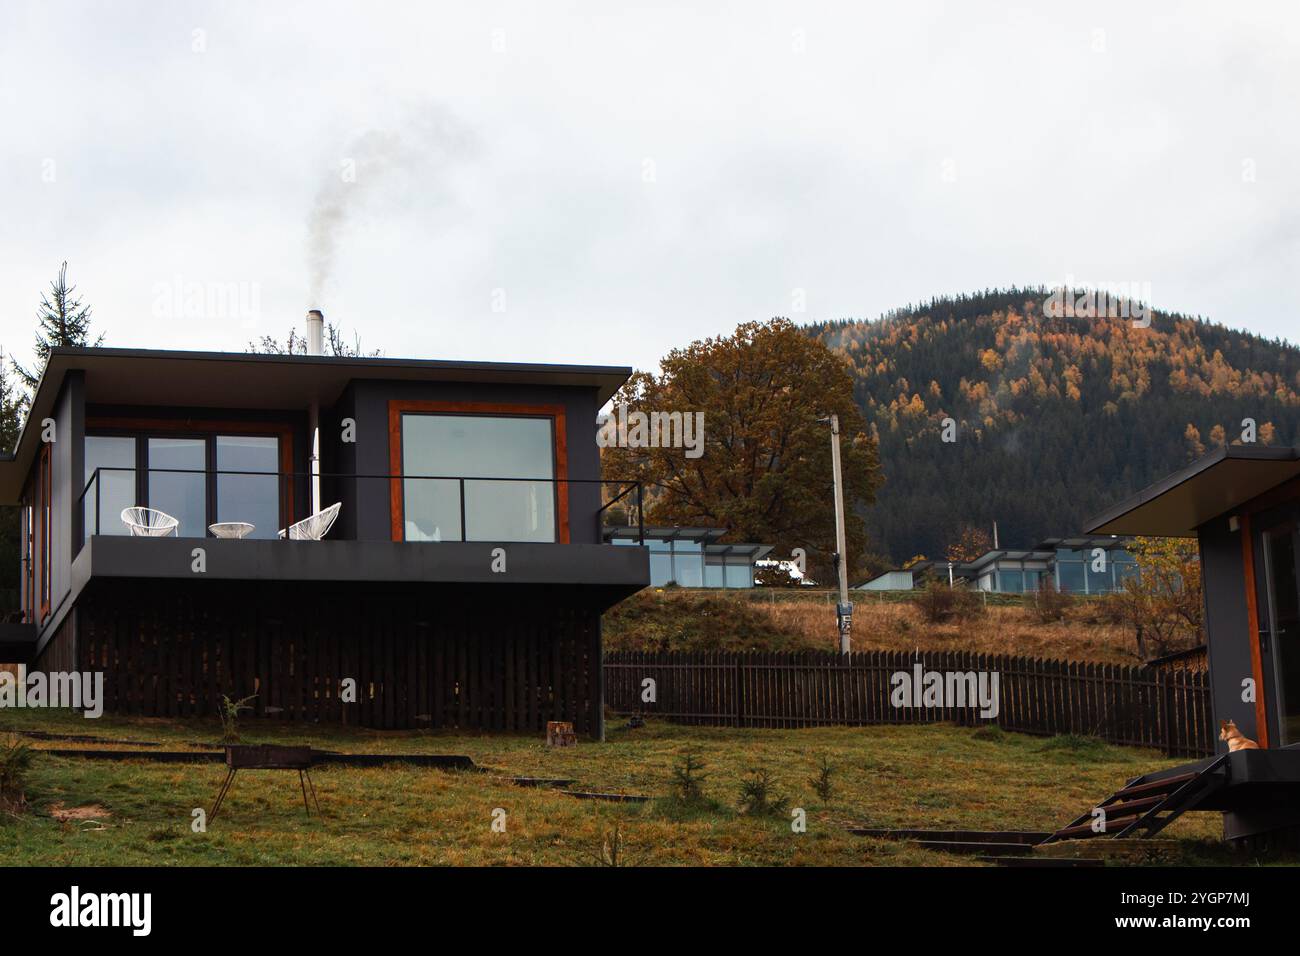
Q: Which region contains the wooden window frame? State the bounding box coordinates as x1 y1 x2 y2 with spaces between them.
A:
38 443 51 622
1236 484 1300 749
86 417 296 532
387 400 569 544
21 490 34 624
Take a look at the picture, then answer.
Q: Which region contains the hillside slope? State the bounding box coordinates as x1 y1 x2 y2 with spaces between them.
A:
603 589 1140 664
808 289 1300 563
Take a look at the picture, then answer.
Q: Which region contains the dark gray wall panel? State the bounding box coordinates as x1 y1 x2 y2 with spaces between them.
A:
1200 519 1253 747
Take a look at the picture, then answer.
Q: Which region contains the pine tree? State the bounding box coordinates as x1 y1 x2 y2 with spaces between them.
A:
10 261 104 391
0 354 23 617
0 352 20 451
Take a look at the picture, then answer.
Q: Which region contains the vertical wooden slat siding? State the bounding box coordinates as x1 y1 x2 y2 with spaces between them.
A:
602 649 1216 757
50 581 605 735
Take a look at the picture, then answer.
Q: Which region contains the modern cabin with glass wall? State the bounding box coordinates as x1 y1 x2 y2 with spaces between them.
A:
1088 446 1300 843
1043 536 1140 595
966 537 1139 595
0 345 649 737
861 536 1140 595
604 527 773 589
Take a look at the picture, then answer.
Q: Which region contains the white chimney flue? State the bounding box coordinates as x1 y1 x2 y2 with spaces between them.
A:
306 309 325 356
305 309 324 516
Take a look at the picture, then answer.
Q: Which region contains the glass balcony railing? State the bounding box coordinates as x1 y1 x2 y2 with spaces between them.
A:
77 467 644 549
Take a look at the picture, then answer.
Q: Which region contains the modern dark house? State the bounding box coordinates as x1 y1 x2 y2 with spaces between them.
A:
0 317 649 737
1086 445 1300 842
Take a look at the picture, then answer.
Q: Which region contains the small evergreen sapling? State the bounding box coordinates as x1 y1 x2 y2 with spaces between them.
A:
810 754 835 802
670 749 709 803
738 768 788 817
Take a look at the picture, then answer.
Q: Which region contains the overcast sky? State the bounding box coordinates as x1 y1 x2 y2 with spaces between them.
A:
1 1 1297 377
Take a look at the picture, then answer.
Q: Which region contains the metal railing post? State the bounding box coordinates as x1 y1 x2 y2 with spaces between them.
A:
636 482 644 545
459 478 467 542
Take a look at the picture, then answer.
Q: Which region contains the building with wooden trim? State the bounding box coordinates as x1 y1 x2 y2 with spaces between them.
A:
1087 445 1300 842
0 328 649 737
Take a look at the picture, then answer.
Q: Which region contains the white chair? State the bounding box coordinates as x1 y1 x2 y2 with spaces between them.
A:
121 506 180 537
278 502 341 541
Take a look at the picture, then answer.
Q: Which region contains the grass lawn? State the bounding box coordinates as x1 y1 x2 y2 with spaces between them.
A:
0 708 1278 866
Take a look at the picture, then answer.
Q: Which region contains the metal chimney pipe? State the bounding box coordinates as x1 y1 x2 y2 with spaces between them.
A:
305 309 324 516
306 309 325 356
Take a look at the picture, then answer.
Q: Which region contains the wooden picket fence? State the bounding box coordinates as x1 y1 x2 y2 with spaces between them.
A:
604 650 1215 757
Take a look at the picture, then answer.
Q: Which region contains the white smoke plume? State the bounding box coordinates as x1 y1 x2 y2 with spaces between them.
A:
306 104 475 304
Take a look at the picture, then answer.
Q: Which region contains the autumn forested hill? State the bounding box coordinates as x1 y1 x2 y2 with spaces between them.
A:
807 289 1300 567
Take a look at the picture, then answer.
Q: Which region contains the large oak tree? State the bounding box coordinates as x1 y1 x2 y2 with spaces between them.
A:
602 318 881 584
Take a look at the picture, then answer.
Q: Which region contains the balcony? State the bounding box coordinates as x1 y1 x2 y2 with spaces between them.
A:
73 468 649 594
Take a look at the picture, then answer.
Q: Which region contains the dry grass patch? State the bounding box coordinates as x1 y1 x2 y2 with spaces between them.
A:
604 589 1142 664
48 802 112 822
755 600 1139 663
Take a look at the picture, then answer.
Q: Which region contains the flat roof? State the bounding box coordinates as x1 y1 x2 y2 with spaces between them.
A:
603 526 773 559
1086 445 1300 537
1036 535 1132 550
0 346 633 502
965 549 1055 570
606 526 728 543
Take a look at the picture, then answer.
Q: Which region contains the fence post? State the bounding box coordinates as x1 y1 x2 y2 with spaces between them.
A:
735 654 744 727
1159 671 1175 756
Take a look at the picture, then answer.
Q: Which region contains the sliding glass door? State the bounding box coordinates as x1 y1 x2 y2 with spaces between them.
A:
216 436 281 538
1264 523 1300 745
84 431 284 540
148 438 207 537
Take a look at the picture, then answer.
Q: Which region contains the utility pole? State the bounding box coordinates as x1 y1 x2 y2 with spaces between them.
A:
821 414 853 654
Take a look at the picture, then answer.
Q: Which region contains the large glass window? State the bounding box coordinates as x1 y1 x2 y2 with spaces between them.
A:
216 436 280 539
1085 560 1114 595
1056 558 1086 594
704 555 726 588
672 539 704 587
648 538 673 585
148 438 206 537
84 436 136 537
401 414 555 542
724 556 752 589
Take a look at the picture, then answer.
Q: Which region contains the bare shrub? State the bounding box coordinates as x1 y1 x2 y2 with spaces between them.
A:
912 581 983 624
1026 578 1073 623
